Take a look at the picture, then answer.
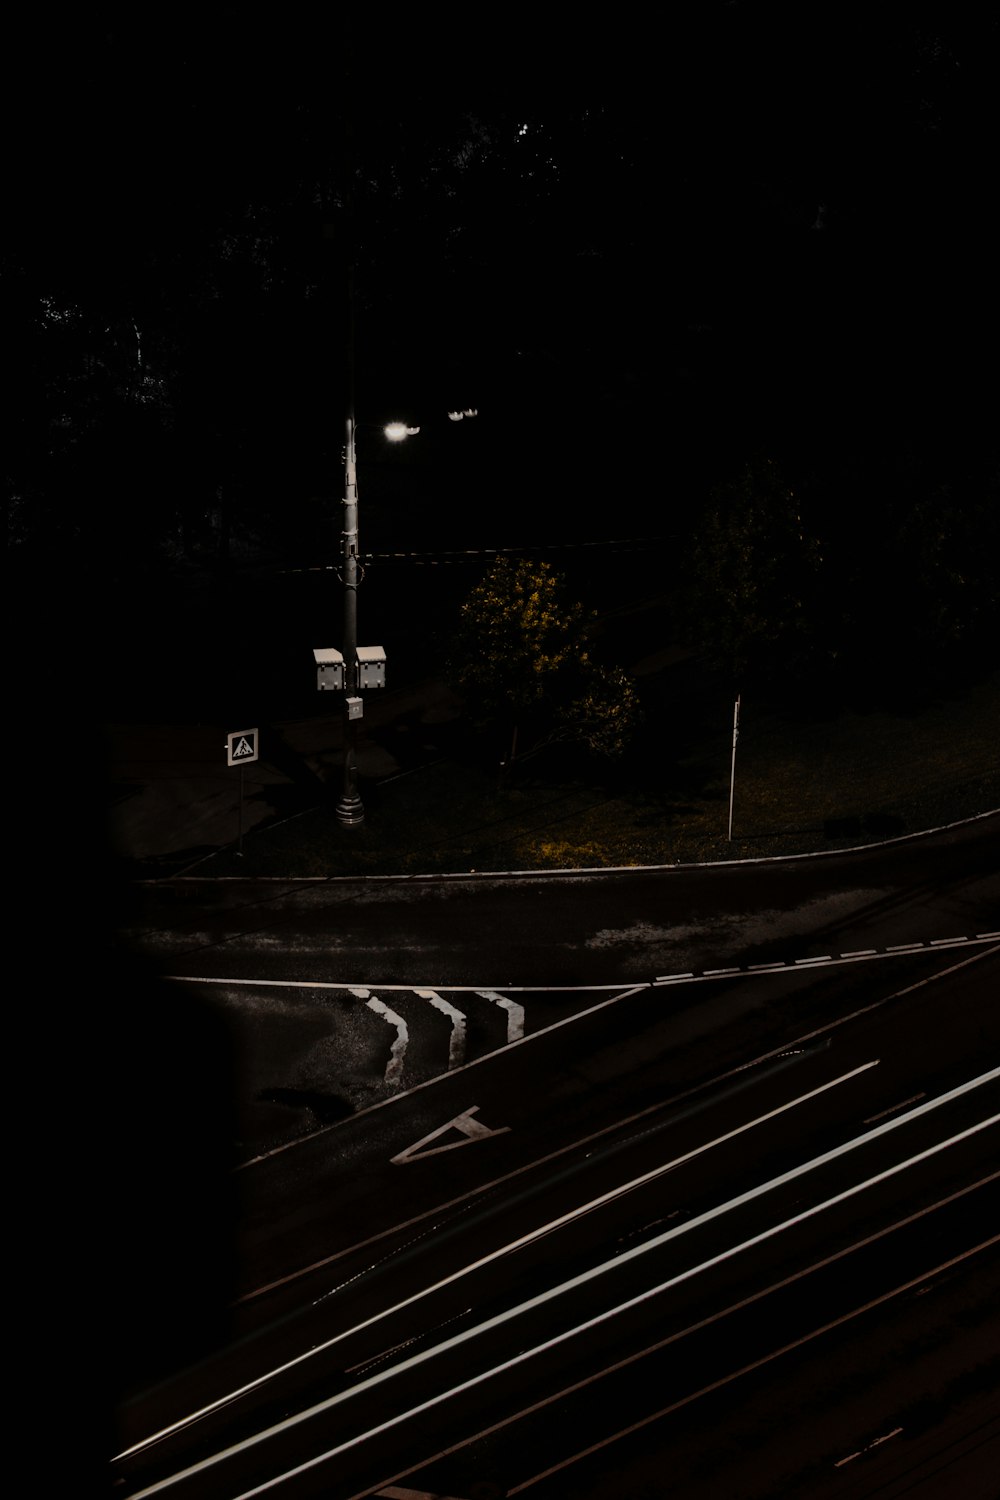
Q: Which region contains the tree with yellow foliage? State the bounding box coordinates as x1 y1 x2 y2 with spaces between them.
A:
448 557 642 774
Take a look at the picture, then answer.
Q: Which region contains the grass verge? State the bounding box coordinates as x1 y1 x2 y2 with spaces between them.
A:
196 663 999 877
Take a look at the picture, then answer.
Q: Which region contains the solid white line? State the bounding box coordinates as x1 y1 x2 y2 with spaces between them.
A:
236 986 652 1162
170 934 996 1003
120 1071 999 1496
235 943 999 1288
117 1063 877 1461
169 977 634 993
507 1244 992 1495
367 1172 998 1500
414 991 466 1070
228 1111 1000 1500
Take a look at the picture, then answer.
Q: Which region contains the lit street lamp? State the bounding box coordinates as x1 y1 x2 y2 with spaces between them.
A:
314 410 476 827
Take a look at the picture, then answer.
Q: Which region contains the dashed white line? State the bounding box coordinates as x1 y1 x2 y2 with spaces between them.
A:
864 1093 926 1125
121 1072 999 1497
835 1426 904 1466
653 935 995 984
114 1063 876 1465
234 1110 1000 1500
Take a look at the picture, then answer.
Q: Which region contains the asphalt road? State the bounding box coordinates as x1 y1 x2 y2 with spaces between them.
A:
112 813 999 1169
111 931 1000 1499
120 813 999 989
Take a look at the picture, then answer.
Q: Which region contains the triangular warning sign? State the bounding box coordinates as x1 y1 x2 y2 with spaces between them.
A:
390 1106 510 1164
233 736 254 758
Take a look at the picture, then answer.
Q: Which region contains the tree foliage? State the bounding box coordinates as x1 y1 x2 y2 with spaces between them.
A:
447 558 641 760
686 458 825 685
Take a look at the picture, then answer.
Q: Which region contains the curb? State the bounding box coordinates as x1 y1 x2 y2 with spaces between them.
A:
134 807 1000 886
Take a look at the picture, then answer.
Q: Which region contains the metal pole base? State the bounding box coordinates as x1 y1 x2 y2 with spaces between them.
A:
335 793 365 827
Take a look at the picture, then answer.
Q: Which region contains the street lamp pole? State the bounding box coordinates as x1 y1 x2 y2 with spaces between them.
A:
336 391 364 825
314 402 475 824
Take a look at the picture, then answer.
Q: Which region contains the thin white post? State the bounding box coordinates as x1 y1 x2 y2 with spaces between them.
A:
728 694 741 841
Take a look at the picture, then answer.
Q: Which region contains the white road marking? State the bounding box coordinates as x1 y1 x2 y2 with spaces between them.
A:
131 1080 1000 1488
864 1092 926 1125
834 1425 904 1465
170 935 995 1005
169 976 630 993
117 1064 875 1460
235 943 1000 1298
508 1252 981 1496
374 1173 997 1500
362 996 409 1085
887 943 923 953
216 1111 1000 1500
839 1422 905 1470
415 991 466 1069
478 990 526 1043
390 1106 511 1165
654 933 998 984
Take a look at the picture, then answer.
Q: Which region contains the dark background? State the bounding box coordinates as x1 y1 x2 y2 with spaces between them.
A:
7 5 998 564
5 7 998 1480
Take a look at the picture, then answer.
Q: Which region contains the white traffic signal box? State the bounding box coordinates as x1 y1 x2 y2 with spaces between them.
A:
357 645 387 688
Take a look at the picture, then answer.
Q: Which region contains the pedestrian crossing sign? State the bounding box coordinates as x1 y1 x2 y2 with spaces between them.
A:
226 728 259 767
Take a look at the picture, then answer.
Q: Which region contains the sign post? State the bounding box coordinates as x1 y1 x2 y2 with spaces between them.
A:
728 695 741 842
226 729 259 857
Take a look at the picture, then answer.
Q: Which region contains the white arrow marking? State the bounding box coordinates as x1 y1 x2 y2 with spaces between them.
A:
415 990 467 1069
356 992 408 1086
477 990 525 1043
390 1106 511 1165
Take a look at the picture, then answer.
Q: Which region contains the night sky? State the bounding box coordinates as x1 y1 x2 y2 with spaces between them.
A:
8 6 999 553
5 4 1000 722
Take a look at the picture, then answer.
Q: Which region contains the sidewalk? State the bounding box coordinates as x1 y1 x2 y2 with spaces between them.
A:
104 678 465 874
103 664 1000 881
